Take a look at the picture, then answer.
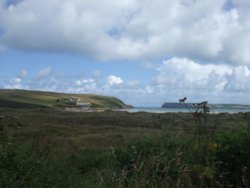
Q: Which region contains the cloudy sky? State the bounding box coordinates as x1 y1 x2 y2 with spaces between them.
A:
1 0 250 106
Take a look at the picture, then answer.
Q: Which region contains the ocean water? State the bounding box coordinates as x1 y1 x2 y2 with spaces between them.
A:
120 107 250 114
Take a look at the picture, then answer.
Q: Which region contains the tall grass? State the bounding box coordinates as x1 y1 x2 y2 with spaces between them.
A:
0 107 249 187
1 126 249 188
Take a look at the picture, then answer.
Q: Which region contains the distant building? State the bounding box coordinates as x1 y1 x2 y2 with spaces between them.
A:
76 101 91 109
69 96 80 102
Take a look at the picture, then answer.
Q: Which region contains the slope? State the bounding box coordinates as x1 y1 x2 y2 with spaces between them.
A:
0 89 131 109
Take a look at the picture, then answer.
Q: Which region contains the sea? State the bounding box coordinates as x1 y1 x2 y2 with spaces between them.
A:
119 106 250 114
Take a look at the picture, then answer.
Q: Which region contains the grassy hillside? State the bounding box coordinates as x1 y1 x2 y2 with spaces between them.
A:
0 89 131 109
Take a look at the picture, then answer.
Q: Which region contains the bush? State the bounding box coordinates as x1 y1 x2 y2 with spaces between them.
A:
0 141 78 188
214 128 250 186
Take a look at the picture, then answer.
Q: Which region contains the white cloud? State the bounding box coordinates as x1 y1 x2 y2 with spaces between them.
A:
13 77 21 83
155 58 232 85
19 69 28 78
74 78 97 91
5 77 23 89
107 75 124 86
37 66 52 78
0 0 250 64
224 66 250 92
148 57 250 104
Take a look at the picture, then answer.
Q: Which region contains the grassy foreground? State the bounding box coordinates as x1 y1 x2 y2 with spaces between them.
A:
0 108 250 187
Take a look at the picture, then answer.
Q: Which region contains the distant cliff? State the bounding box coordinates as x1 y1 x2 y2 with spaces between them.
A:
161 102 250 109
161 102 191 108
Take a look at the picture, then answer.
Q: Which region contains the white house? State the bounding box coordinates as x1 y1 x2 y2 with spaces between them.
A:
76 101 91 109
69 96 80 102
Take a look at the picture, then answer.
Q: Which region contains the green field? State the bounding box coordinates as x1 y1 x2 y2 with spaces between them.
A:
0 106 250 188
0 89 130 109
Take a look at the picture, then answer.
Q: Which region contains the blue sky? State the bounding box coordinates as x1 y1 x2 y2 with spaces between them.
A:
1 0 250 106
0 50 153 80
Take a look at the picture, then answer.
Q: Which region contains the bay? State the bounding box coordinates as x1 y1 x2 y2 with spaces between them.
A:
120 106 250 113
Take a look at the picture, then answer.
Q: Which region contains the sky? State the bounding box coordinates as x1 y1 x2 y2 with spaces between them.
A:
1 0 250 107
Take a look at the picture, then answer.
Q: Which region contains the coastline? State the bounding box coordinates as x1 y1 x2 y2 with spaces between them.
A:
118 107 250 114
63 106 250 114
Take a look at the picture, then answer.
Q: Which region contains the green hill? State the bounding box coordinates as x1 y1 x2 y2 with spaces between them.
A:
0 89 132 109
